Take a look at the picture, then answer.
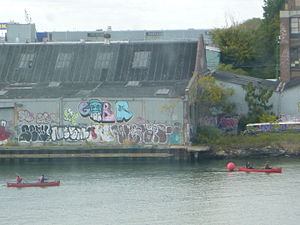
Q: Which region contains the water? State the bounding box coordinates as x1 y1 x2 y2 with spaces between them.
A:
0 158 300 225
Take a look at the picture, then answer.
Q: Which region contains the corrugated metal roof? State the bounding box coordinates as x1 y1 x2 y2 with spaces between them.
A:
212 70 279 90
0 41 197 83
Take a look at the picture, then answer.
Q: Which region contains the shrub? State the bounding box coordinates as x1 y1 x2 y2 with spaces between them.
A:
193 126 222 144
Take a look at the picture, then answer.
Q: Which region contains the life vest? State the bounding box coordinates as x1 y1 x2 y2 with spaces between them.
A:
40 177 44 182
16 177 23 183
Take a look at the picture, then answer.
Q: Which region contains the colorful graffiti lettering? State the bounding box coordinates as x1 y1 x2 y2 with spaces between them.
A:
116 101 133 122
0 120 11 144
79 99 132 123
64 109 79 125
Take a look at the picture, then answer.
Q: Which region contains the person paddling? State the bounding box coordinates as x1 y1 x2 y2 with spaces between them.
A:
245 161 253 169
16 176 23 184
264 161 272 169
39 174 48 183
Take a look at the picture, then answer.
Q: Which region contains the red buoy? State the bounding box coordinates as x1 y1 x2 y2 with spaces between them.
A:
227 162 236 172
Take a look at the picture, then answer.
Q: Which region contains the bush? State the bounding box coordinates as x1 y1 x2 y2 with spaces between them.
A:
192 126 222 144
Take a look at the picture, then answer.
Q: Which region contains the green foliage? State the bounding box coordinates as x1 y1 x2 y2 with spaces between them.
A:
196 74 235 115
237 115 258 133
192 126 222 144
212 1 286 79
216 64 249 76
259 113 277 123
243 82 273 119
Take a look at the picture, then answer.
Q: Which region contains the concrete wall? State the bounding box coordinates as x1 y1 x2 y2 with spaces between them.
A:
0 97 184 146
216 81 280 117
277 87 300 120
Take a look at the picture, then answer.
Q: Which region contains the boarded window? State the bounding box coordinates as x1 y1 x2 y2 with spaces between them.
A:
94 52 113 69
19 53 35 68
132 51 151 68
55 53 73 69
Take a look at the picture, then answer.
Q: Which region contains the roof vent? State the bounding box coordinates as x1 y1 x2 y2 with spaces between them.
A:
125 81 140 87
0 90 8 96
48 82 61 87
155 88 170 95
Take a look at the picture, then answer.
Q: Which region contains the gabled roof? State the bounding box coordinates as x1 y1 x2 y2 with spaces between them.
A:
212 70 279 90
0 41 197 83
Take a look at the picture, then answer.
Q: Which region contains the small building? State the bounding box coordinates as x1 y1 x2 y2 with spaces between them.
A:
6 23 37 43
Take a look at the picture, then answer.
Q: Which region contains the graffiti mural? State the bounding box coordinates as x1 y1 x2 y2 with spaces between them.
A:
51 126 90 141
18 125 90 142
0 120 11 145
64 109 79 125
78 99 133 123
218 115 239 131
111 123 175 145
19 125 51 142
18 110 58 124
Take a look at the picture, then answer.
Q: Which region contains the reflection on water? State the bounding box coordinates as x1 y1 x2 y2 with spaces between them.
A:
1 158 300 225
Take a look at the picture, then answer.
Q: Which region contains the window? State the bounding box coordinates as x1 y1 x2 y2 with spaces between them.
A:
19 53 35 68
291 18 300 34
296 0 300 7
55 53 72 69
132 51 151 68
94 52 113 69
290 47 300 68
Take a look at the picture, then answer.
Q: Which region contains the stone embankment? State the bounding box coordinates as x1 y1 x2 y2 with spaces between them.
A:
208 144 300 159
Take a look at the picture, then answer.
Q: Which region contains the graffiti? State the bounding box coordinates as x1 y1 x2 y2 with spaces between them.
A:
64 109 79 125
218 115 239 131
51 126 90 141
18 110 34 123
116 101 133 122
199 116 217 126
279 114 300 122
79 99 132 123
0 120 11 145
111 123 174 144
160 104 176 120
19 125 51 142
18 125 90 142
36 112 58 124
87 125 115 142
18 110 58 124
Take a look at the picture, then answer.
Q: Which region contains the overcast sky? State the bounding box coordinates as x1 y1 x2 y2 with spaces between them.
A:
2 0 264 32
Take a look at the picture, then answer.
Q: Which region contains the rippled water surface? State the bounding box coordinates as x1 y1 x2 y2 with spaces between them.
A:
0 158 300 225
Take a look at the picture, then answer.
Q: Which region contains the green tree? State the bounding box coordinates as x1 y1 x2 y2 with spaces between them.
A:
195 74 235 115
243 82 273 119
212 1 286 79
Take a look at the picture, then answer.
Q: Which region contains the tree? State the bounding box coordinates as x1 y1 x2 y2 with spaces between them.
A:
243 82 273 119
195 74 235 115
212 1 287 79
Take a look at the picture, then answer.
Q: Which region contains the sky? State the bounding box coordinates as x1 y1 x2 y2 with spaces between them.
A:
1 0 265 32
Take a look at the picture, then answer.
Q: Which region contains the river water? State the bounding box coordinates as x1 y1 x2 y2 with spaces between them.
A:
0 158 300 225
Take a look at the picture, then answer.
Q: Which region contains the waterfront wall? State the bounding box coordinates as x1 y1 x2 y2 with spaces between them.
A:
0 97 185 147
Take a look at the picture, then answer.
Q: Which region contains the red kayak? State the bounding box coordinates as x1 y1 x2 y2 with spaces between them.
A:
238 168 282 173
7 181 60 187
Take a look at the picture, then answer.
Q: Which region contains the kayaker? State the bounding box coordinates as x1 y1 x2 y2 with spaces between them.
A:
264 161 272 169
245 161 253 169
39 175 48 183
16 176 23 184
